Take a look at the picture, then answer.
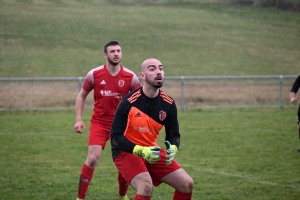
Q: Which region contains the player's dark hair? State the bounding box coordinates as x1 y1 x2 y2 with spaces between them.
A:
104 40 120 54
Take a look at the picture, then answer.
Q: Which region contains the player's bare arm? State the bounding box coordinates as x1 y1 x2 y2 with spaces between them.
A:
74 89 89 133
290 92 299 103
290 75 300 103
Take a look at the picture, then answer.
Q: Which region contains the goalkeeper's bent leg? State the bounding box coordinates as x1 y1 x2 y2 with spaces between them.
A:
173 190 192 200
77 164 94 199
118 171 129 196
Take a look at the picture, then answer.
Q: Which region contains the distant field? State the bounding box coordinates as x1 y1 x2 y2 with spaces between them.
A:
1 2 300 200
1 0 299 109
0 0 300 78
1 108 300 199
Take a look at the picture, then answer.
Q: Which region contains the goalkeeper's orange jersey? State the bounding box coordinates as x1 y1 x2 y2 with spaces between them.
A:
110 88 180 160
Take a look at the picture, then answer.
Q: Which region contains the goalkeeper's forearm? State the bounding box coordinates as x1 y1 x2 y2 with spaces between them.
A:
111 135 137 153
165 136 180 149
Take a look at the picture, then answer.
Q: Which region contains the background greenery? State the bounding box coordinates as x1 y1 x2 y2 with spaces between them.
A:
1 1 300 199
0 0 299 77
1 108 300 199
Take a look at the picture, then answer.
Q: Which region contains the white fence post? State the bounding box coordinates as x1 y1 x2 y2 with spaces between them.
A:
279 75 283 110
78 77 83 92
180 76 185 111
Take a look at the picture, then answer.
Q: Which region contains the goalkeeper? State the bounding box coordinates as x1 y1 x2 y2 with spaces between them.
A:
110 58 193 200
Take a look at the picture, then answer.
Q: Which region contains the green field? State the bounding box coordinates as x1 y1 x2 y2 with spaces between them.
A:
1 1 300 199
1 108 300 199
0 0 300 77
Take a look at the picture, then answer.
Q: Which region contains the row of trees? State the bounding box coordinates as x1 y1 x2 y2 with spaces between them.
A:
236 0 300 11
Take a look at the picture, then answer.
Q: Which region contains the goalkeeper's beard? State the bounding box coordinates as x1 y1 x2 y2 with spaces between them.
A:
146 77 163 88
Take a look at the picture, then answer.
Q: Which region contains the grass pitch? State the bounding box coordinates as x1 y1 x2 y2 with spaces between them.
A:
1 1 300 199
1 108 300 199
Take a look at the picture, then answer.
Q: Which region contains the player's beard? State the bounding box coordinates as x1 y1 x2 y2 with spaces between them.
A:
107 57 121 66
146 76 163 88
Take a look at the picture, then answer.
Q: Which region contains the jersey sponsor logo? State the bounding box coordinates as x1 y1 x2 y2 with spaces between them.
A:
132 126 148 132
100 90 122 98
118 80 125 87
159 111 167 121
139 126 148 132
100 80 106 84
133 126 161 133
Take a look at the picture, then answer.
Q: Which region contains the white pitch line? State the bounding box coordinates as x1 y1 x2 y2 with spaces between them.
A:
181 163 300 191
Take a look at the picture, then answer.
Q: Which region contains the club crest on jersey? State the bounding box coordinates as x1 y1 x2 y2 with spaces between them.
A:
159 111 167 121
118 80 125 87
